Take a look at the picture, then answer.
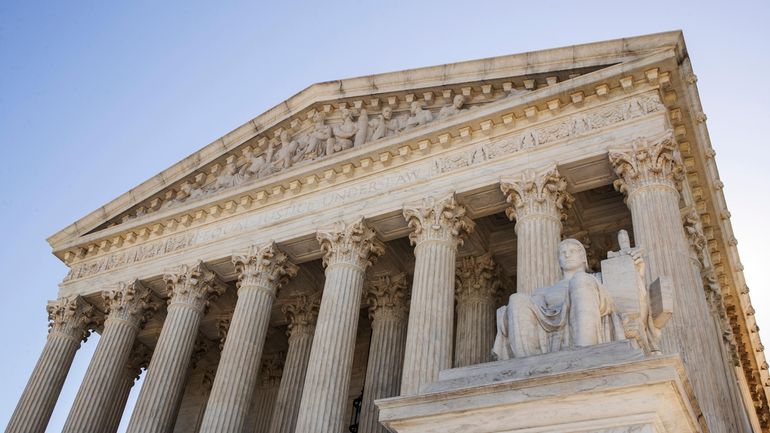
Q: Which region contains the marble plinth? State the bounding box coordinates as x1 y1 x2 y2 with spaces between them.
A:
376 341 702 433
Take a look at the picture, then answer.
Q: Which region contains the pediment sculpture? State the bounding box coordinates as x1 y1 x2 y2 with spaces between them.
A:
493 230 673 359
122 88 529 224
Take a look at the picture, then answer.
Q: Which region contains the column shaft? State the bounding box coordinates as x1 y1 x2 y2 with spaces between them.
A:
401 194 473 395
515 216 562 295
454 254 500 367
200 243 296 433
250 386 279 433
63 281 156 433
126 262 224 433
295 264 365 433
5 297 94 433
62 319 137 433
103 372 134 433
359 273 408 433
501 165 573 296
359 316 407 433
610 133 741 432
294 218 383 433
6 334 81 433
269 295 319 433
455 298 497 367
400 241 456 394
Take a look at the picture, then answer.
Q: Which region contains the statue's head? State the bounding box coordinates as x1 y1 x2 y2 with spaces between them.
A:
558 238 590 274
453 94 465 108
382 106 392 119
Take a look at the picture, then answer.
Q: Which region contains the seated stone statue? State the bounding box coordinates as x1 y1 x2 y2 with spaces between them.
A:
493 239 625 359
493 232 672 360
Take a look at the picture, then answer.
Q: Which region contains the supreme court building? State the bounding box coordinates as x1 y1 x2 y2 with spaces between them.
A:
5 31 769 433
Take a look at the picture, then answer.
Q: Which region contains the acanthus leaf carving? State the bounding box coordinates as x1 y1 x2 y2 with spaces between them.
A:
102 279 160 329
46 296 100 343
455 253 501 303
232 242 298 297
500 165 574 223
281 292 321 338
402 193 475 248
316 217 384 270
609 131 685 197
364 272 409 321
163 261 226 313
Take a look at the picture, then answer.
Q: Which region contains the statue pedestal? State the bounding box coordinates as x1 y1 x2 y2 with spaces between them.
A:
376 341 703 433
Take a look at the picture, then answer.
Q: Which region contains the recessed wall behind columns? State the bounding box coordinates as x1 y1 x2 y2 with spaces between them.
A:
58 101 670 298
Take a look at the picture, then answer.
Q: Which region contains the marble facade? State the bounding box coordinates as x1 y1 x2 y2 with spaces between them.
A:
5 31 769 433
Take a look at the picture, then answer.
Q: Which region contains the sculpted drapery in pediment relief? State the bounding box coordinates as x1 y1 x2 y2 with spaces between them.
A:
116 87 525 226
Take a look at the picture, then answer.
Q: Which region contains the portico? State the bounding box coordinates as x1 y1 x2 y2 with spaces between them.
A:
5 31 768 433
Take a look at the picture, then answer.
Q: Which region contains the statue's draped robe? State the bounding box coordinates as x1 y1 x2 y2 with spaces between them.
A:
493 272 625 359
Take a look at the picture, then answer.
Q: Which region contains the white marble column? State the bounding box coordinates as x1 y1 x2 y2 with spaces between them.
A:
294 218 384 433
199 243 297 433
609 132 740 432
103 344 151 433
62 281 159 433
454 253 500 367
5 296 96 433
500 165 573 295
268 294 320 433
359 272 409 433
400 194 474 395
247 353 283 433
126 261 225 433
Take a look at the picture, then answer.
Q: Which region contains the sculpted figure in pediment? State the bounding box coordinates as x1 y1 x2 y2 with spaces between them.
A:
368 106 402 141
239 141 274 179
300 111 334 159
330 107 358 155
208 158 242 192
437 95 466 120
354 108 369 147
273 130 300 170
404 101 433 129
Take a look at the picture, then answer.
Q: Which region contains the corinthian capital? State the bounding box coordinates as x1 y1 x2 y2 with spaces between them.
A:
258 352 285 388
609 132 685 196
365 272 409 321
500 165 574 223
232 242 298 297
317 217 385 269
125 343 152 382
102 280 160 329
403 193 475 247
46 296 99 342
455 253 501 303
163 261 226 312
282 293 321 338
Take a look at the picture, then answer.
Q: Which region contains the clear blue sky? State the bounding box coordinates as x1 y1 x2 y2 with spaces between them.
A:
1 1 768 431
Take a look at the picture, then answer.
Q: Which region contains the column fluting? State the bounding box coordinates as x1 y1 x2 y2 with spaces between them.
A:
248 353 283 433
454 253 501 367
268 294 320 433
609 132 741 432
5 296 96 433
500 165 573 296
359 272 409 433
400 194 474 395
125 261 226 433
62 281 159 433
294 218 384 433
199 242 297 433
103 344 151 433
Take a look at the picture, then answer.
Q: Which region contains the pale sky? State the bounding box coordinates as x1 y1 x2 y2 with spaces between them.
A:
1 1 768 431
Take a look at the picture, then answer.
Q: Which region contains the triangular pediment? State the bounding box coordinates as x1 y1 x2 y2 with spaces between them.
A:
48 31 686 254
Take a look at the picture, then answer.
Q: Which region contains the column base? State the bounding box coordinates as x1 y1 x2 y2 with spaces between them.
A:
376 341 702 433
